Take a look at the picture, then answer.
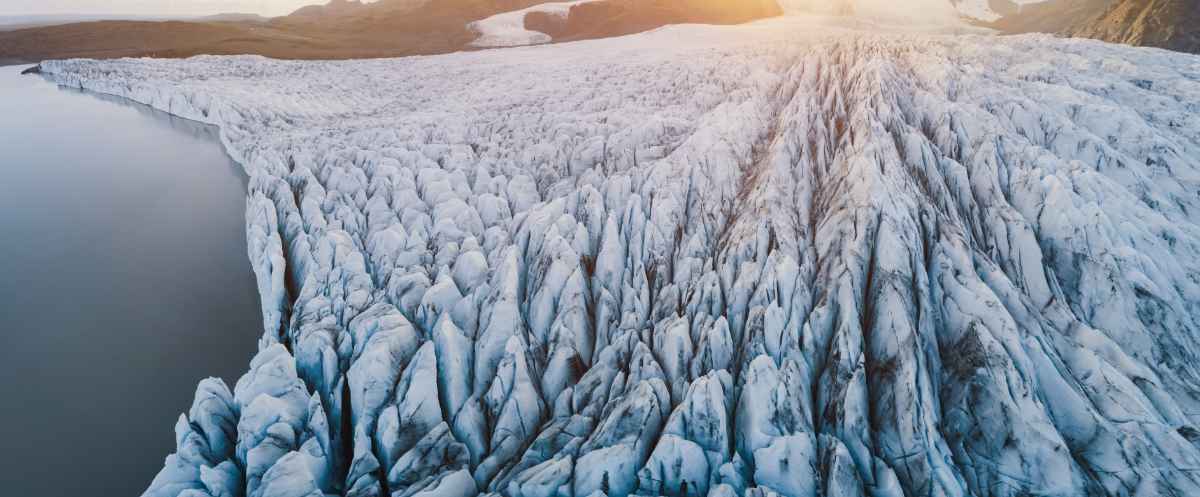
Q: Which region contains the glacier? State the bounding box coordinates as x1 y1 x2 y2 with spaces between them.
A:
36 13 1200 497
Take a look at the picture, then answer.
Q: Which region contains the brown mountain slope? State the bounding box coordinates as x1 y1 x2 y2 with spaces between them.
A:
525 0 781 43
0 21 316 65
1 0 783 65
989 0 1113 34
0 0 539 65
1065 0 1200 53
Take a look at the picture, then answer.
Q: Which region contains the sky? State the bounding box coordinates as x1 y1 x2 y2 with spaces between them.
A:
0 0 322 17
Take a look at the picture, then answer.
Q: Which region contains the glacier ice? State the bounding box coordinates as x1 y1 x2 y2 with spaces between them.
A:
37 13 1200 497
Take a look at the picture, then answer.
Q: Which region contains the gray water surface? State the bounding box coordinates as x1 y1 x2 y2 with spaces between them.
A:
0 65 260 496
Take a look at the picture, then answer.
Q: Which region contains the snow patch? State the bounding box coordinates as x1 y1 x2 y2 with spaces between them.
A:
468 0 597 48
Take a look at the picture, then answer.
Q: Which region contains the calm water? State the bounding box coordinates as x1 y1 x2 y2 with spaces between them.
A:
0 65 260 496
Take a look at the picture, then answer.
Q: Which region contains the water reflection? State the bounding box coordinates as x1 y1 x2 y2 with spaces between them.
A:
0 65 260 497
67 87 224 142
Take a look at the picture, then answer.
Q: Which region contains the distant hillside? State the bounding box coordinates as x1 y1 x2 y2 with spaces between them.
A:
197 13 271 23
0 12 269 31
0 14 175 31
987 0 1200 54
504 0 781 47
4 20 349 66
285 0 374 19
0 0 784 65
0 0 542 64
989 0 1112 34
1065 0 1200 53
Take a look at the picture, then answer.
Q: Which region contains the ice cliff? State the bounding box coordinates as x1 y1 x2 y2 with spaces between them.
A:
38 14 1200 497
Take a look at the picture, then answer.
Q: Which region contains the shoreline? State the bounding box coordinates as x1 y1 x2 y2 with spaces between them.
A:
0 64 262 497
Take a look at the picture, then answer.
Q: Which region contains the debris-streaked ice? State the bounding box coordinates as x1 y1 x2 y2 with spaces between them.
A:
39 13 1200 497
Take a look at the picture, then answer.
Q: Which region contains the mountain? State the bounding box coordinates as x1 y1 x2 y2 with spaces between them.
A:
197 13 271 23
1065 0 1200 53
989 0 1113 34
986 0 1200 54
0 12 270 31
0 0 783 63
777 0 963 23
0 0 542 64
774 0 1058 24
946 0 1062 22
38 13 1200 497
475 0 783 48
285 0 376 19
0 21 313 66
0 14 174 31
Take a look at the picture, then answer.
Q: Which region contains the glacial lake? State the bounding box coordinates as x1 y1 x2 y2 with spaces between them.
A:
0 65 260 496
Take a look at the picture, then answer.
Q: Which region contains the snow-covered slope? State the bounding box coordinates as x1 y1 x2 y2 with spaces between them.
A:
39 13 1200 497
468 0 597 47
948 0 1053 22
778 0 963 24
780 0 1053 23
948 0 1004 21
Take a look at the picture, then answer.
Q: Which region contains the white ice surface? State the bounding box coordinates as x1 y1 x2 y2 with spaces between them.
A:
39 12 1200 497
949 0 1002 21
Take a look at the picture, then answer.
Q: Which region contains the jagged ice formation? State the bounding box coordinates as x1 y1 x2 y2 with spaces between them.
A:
38 14 1200 497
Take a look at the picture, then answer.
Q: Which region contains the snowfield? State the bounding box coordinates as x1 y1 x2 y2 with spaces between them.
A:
468 0 597 48
38 14 1200 497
